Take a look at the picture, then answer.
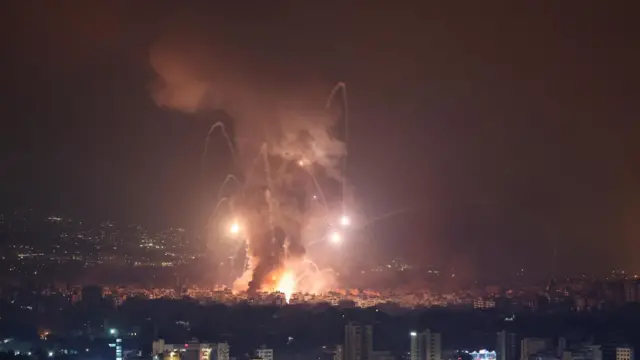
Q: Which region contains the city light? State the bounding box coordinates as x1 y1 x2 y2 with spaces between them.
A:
410 331 417 337
329 231 342 244
339 214 350 227
109 328 117 335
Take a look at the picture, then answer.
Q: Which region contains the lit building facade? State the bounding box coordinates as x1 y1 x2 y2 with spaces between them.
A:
115 338 123 360
467 350 496 360
335 345 344 360
256 346 274 360
410 330 441 360
215 342 230 360
151 340 230 360
616 347 634 360
345 322 373 360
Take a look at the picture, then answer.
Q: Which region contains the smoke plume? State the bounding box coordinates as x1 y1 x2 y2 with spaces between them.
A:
149 34 348 295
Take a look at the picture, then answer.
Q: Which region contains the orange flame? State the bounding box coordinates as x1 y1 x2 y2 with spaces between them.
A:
276 271 296 303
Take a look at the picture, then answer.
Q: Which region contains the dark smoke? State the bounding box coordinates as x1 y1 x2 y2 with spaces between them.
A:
247 225 286 294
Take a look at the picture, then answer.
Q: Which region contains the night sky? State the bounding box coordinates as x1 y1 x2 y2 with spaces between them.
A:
1 1 639 276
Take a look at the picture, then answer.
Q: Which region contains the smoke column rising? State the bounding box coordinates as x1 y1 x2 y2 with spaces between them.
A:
149 35 349 295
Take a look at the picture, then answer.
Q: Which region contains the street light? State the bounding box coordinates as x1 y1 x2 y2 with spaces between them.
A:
329 231 342 244
339 215 350 227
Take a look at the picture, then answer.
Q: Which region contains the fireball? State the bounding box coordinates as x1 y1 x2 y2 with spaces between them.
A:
229 222 240 234
260 268 297 303
276 271 296 303
329 231 342 244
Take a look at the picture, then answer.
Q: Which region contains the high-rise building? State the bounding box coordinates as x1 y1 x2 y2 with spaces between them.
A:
215 343 230 360
410 330 442 360
335 346 343 360
256 346 274 360
520 338 548 360
557 338 567 357
115 338 123 360
624 281 637 303
152 339 165 356
497 331 517 360
345 322 373 360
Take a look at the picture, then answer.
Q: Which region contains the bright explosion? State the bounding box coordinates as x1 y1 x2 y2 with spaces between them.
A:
229 222 240 235
146 35 365 305
276 271 296 303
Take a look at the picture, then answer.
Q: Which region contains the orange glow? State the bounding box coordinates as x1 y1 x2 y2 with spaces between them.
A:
276 271 296 303
261 268 296 303
229 222 240 234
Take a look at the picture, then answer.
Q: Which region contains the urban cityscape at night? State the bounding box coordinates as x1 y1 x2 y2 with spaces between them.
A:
2 210 640 360
1 2 640 360
3 210 640 307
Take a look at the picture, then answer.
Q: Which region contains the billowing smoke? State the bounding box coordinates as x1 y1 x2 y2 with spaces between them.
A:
149 35 348 295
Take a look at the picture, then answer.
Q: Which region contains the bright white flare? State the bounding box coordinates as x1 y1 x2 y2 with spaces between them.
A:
339 215 350 227
229 222 240 235
277 271 296 303
329 231 342 244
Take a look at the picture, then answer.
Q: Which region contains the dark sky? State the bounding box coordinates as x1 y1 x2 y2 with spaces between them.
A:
1 1 639 275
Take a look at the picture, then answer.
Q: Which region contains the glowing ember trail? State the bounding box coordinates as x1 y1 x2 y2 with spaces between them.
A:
277 271 296 303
